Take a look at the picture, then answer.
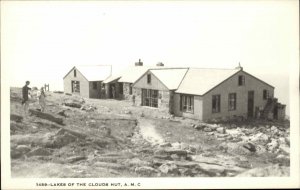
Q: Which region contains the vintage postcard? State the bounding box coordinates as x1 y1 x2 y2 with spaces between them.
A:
1 0 299 189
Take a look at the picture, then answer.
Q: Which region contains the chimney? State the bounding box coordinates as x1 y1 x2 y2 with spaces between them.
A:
235 62 243 70
135 59 143 66
156 62 164 66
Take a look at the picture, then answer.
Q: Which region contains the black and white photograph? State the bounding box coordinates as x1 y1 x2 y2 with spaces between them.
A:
1 0 299 189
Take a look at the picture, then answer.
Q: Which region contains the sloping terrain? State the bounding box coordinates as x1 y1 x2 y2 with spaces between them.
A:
10 87 290 177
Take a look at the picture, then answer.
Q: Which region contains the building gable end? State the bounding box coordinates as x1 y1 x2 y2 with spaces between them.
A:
63 66 89 82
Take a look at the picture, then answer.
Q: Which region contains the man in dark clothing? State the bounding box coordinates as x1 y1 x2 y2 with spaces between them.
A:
22 81 31 115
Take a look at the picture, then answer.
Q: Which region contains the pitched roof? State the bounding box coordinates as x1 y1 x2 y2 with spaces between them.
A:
150 68 188 90
118 66 155 83
74 65 111 81
103 75 121 83
175 68 240 95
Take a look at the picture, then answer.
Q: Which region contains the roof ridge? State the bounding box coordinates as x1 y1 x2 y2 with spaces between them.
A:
188 67 239 70
76 65 112 67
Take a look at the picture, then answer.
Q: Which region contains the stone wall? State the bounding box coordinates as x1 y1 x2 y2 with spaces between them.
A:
133 87 171 114
123 82 132 101
158 90 171 113
133 87 142 106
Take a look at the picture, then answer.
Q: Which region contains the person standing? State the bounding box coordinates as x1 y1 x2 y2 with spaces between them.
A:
37 87 46 112
22 81 31 115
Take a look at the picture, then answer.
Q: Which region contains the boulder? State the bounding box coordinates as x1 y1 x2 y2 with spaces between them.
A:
66 156 87 163
242 142 256 152
209 124 219 131
170 142 181 149
173 161 199 168
216 134 229 138
194 124 205 130
11 148 22 159
279 144 290 155
165 149 188 157
16 145 31 154
203 127 213 132
285 137 290 146
154 155 172 160
276 154 290 162
93 156 118 163
236 164 289 177
267 139 279 153
125 158 151 167
159 142 172 148
92 139 110 148
187 145 197 154
27 147 51 157
278 137 286 145
158 163 179 174
170 154 181 161
81 105 96 112
64 102 82 108
10 114 23 123
95 162 126 170
28 109 64 125
216 127 225 134
226 128 243 137
135 166 158 176
270 126 280 135
198 162 225 175
255 144 267 154
57 110 68 117
50 132 77 148
225 143 254 155
250 133 270 144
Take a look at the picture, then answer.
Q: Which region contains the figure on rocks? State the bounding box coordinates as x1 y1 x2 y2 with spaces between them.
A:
21 81 31 116
37 87 46 112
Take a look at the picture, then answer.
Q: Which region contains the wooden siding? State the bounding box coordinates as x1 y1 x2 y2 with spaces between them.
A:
63 67 89 98
133 71 169 91
202 70 274 121
173 94 203 120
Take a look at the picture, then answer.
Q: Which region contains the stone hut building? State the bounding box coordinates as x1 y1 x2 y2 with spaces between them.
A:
63 63 286 121
63 65 111 99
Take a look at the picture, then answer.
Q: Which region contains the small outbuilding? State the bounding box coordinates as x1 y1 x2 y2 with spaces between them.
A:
63 65 111 99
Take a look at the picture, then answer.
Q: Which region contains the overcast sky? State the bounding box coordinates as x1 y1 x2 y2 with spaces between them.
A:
2 1 299 115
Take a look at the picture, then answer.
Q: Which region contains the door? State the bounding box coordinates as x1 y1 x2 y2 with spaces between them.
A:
109 84 116 98
247 91 254 118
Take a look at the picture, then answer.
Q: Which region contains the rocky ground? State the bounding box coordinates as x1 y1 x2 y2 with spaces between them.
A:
10 87 290 177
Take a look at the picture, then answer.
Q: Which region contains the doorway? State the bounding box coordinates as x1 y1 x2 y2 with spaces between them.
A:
247 91 254 118
109 84 116 98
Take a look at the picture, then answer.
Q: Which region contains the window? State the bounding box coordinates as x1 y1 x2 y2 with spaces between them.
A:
129 84 133 95
119 83 123 94
147 74 151 84
263 89 269 100
74 69 77 77
212 94 221 113
228 93 237 111
238 75 245 86
92 82 97 90
71 81 80 93
142 89 158 108
180 95 194 113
